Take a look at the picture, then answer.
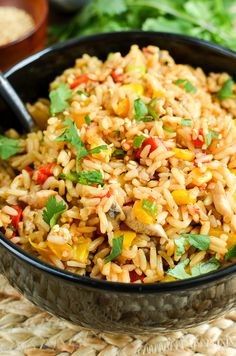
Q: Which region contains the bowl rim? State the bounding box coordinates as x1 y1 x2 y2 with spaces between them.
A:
2 30 236 294
0 0 48 50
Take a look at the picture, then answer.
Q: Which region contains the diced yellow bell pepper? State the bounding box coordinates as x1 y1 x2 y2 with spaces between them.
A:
162 275 176 282
122 83 144 96
90 138 112 163
29 238 51 255
72 238 91 263
209 229 223 237
114 230 136 249
47 241 72 260
71 113 85 129
114 97 130 118
209 229 236 248
173 148 195 162
190 168 212 186
133 200 155 225
230 169 236 175
172 190 196 205
152 90 164 98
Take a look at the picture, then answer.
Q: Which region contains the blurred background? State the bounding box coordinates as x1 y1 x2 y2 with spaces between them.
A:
0 0 236 71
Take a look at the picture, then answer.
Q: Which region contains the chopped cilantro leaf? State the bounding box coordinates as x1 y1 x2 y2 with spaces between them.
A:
191 257 220 277
181 119 192 127
42 196 67 228
205 129 219 148
175 237 187 256
85 114 91 125
133 135 145 148
175 79 197 93
105 235 124 263
111 148 125 158
167 258 191 280
181 233 210 251
60 169 104 186
0 135 21 160
216 78 235 101
142 199 158 217
77 90 89 97
113 130 120 138
134 98 148 121
49 83 72 115
163 125 175 133
225 245 236 261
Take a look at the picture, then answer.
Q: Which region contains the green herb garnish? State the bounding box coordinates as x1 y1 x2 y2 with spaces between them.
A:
174 237 187 256
56 119 108 160
163 125 175 133
43 196 67 228
134 98 160 122
181 233 210 251
191 257 220 277
61 169 104 186
113 130 121 138
181 119 192 127
49 83 72 115
111 148 125 158
205 129 219 148
175 79 197 93
105 235 124 263
0 135 21 160
133 135 145 148
85 114 91 125
216 78 235 101
142 199 158 217
225 245 236 261
167 258 191 280
77 90 89 97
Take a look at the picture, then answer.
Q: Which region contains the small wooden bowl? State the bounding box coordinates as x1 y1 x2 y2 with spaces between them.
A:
0 0 48 72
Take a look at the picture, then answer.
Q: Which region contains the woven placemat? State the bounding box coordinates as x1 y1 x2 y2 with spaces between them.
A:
1 275 236 356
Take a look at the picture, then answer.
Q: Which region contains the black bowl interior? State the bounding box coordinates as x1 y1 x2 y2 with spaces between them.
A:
1 31 236 294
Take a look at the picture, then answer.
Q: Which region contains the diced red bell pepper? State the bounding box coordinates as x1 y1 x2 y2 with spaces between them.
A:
129 270 145 283
36 163 54 185
10 206 22 228
192 128 204 148
136 137 160 159
111 69 123 83
70 74 96 89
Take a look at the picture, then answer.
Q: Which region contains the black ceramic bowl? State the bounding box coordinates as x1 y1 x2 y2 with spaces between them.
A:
1 32 236 334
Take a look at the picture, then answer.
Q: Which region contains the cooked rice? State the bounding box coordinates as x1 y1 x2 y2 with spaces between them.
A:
1 44 236 283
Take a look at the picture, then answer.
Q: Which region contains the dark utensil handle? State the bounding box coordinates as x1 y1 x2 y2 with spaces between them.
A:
0 71 34 132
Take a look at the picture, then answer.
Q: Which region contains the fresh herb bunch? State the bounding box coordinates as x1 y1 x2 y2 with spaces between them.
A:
50 0 236 51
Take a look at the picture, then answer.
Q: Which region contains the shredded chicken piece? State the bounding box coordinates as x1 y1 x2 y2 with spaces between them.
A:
19 190 57 209
212 181 233 222
123 206 167 239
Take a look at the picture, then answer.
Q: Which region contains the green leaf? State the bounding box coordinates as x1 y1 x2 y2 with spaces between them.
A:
181 233 210 251
181 119 192 126
105 235 124 263
205 129 220 148
216 78 235 100
133 135 146 148
163 125 175 133
42 196 67 228
85 114 91 125
88 145 108 156
49 83 72 115
191 257 221 276
56 119 107 160
60 169 104 186
93 0 127 16
77 90 89 97
225 245 236 261
111 148 125 158
113 130 121 138
0 135 21 160
141 199 158 217
167 258 191 280
174 237 187 256
175 79 197 93
134 98 148 121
